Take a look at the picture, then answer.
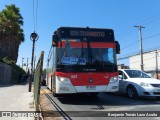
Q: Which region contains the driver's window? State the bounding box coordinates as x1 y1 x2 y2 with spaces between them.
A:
123 73 127 79
118 71 127 80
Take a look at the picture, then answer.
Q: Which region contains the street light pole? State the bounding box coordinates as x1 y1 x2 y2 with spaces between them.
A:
26 58 29 72
134 25 145 71
29 32 39 92
33 56 36 73
22 57 25 69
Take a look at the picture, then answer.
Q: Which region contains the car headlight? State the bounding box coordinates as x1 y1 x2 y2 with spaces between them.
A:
139 82 150 87
57 77 71 84
109 76 119 83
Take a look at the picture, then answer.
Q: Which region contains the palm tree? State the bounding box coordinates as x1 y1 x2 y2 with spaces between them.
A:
0 4 24 62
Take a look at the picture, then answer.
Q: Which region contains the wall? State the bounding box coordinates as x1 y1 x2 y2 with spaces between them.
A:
129 50 160 79
0 62 12 84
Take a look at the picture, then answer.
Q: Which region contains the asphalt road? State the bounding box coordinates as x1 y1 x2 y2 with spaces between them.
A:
42 86 160 120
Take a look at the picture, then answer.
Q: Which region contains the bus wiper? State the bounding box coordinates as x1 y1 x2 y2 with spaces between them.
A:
77 40 84 65
87 39 93 64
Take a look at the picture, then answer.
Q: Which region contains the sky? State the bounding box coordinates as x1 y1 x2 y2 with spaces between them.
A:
0 0 160 68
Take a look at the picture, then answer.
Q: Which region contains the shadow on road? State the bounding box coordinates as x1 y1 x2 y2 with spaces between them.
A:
56 92 160 106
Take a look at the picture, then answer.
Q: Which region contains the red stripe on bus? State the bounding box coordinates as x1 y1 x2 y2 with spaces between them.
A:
58 42 115 48
90 42 115 48
56 72 118 86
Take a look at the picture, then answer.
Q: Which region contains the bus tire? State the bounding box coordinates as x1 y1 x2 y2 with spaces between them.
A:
53 91 59 97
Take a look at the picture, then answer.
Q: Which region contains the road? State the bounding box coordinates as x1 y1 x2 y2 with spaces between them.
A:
42 86 160 120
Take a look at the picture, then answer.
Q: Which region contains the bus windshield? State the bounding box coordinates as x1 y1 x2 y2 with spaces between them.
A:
57 39 115 66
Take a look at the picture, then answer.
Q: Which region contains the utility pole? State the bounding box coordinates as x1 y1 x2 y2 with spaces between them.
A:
29 32 39 92
155 50 159 79
22 57 25 69
134 25 145 71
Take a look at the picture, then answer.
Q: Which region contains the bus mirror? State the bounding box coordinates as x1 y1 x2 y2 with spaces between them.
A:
115 41 120 54
52 35 58 47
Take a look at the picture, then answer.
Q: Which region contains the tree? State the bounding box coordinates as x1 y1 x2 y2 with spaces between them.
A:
42 68 46 76
0 4 24 62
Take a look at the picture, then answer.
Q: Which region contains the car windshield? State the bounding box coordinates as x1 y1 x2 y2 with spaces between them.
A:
124 70 151 78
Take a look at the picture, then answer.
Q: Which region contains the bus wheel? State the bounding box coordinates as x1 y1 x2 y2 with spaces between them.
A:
53 92 58 97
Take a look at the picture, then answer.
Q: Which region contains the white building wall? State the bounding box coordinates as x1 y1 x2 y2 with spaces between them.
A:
129 50 160 71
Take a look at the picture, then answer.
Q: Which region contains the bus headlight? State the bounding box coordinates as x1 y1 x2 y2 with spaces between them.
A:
109 76 118 83
57 77 72 84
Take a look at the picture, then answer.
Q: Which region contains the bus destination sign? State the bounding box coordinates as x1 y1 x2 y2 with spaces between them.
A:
70 30 105 37
57 27 115 42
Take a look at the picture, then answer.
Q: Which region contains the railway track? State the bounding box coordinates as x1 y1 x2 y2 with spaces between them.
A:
41 89 72 120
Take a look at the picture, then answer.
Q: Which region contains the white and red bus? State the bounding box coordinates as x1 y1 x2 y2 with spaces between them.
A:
46 27 120 96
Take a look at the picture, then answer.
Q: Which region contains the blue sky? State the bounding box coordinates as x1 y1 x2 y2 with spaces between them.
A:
0 0 160 67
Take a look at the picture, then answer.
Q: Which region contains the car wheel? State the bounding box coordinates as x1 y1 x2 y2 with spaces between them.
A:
127 86 138 98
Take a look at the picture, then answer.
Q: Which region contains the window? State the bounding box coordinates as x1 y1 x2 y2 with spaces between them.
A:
118 71 127 79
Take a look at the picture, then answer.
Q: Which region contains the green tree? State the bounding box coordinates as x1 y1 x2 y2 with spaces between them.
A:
0 4 24 62
42 68 46 75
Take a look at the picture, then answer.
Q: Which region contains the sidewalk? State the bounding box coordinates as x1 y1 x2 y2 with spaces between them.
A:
0 82 35 120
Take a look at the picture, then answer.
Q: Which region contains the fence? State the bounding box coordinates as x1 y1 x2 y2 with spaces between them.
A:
33 51 44 111
0 62 12 84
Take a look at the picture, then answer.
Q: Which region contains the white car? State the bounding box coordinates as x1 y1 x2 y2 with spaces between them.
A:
118 69 160 99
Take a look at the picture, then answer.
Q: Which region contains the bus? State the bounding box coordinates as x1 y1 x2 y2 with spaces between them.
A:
46 27 120 96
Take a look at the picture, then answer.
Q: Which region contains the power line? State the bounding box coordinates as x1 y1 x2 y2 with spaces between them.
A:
143 33 160 40
33 0 35 31
141 12 160 26
32 0 39 32
117 12 160 38
121 40 139 50
35 0 39 32
121 33 160 51
118 46 160 60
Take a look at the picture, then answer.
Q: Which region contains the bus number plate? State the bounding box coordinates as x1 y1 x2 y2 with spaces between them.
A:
86 86 96 90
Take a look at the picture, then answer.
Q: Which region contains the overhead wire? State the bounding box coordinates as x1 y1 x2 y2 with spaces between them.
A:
32 0 39 32
118 45 160 60
32 0 39 66
117 12 160 38
32 0 35 31
35 0 39 32
117 12 160 52
120 33 160 51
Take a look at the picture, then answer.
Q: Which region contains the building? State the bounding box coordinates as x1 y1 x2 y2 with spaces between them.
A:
129 50 160 79
118 64 129 69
